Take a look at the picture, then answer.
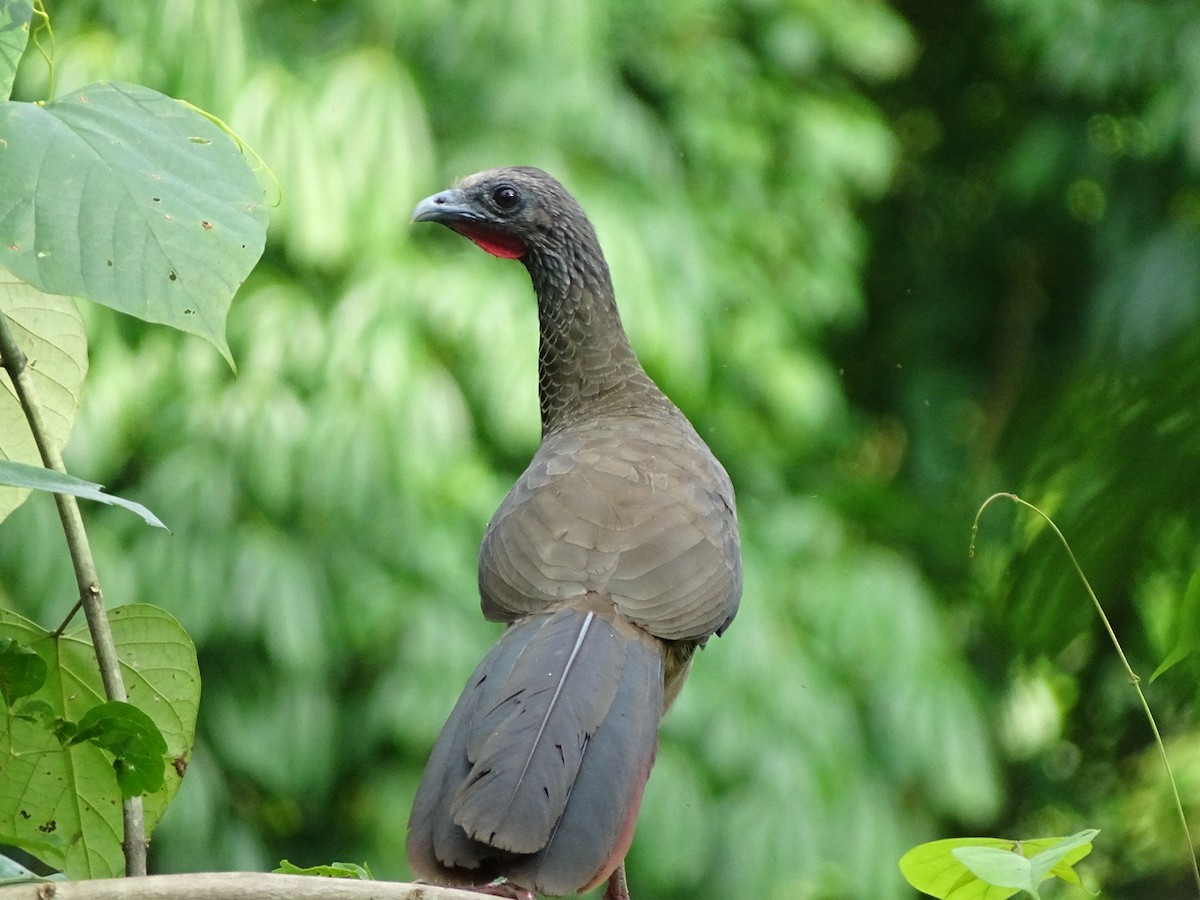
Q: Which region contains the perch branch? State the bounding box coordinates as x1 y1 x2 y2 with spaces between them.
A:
0 874 503 900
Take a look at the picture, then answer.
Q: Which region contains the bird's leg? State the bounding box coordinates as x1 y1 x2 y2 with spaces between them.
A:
411 880 534 900
603 863 631 900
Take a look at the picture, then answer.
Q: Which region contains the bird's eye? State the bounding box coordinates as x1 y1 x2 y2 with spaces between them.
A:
492 185 520 211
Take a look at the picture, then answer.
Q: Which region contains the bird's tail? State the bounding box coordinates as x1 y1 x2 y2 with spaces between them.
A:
407 604 664 896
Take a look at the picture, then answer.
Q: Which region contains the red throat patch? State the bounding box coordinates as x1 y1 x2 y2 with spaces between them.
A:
452 222 527 259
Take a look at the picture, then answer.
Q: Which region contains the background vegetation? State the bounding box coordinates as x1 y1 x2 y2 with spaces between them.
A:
3 1 1200 896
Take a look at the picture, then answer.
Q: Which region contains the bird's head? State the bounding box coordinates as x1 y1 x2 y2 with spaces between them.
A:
411 167 590 261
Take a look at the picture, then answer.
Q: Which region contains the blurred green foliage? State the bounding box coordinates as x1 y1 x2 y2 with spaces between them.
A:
3 0 1200 896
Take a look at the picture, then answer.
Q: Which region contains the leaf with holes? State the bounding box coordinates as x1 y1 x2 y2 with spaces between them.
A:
0 605 200 878
0 82 268 365
0 271 87 522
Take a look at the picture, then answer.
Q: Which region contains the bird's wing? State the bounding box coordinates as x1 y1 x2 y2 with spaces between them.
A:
479 413 742 642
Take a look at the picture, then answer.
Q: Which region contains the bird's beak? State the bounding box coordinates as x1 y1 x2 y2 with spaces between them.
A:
411 185 528 259
412 189 477 225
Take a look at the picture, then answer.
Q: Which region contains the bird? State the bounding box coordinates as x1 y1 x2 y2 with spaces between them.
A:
406 167 742 900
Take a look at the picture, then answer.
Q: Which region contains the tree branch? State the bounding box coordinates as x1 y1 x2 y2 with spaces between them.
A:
0 874 505 900
0 306 147 876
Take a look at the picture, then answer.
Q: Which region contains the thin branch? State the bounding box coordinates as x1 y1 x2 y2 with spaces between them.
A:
0 873 498 900
0 307 147 876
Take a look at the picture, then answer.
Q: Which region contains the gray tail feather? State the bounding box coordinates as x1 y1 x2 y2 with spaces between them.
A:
406 606 664 894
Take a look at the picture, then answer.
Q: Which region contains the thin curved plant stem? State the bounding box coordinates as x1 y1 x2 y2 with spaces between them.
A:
0 306 148 876
30 0 56 99
175 98 282 206
973 491 1200 894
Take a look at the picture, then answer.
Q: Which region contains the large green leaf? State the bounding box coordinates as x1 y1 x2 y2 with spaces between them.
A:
0 82 268 364
0 459 166 528
0 271 86 522
0 0 31 101
0 604 200 878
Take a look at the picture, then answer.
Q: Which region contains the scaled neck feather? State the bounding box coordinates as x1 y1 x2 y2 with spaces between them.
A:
524 238 667 435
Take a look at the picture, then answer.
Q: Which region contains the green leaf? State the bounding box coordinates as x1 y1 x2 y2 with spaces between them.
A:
0 272 87 522
0 0 31 101
50 714 77 743
1026 830 1100 888
1150 571 1200 682
0 839 62 876
0 846 66 884
900 831 1098 899
0 850 34 880
0 604 200 878
0 82 269 365
69 700 170 799
10 697 53 721
0 459 167 528
901 838 1022 900
952 847 1039 897
0 636 45 705
274 859 374 880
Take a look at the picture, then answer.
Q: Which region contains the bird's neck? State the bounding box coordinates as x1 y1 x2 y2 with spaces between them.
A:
525 243 666 435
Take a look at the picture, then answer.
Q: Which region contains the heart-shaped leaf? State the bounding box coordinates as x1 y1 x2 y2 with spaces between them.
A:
0 604 200 878
0 82 268 364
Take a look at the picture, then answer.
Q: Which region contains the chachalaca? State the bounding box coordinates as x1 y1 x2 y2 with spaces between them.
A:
407 167 742 899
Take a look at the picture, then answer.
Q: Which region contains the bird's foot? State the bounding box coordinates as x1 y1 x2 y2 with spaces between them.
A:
603 864 631 900
465 879 535 900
